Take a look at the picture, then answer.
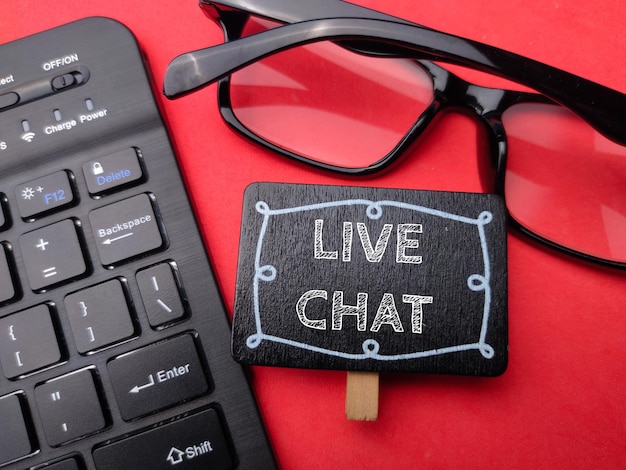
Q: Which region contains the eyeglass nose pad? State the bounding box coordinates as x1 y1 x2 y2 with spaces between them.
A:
476 118 507 196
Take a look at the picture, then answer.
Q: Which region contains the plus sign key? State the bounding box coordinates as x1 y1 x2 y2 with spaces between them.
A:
18 219 88 291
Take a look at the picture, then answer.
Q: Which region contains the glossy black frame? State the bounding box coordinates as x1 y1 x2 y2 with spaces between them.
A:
163 0 626 269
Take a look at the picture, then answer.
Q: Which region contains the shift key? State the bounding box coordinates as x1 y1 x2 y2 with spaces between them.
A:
93 407 233 470
107 334 211 421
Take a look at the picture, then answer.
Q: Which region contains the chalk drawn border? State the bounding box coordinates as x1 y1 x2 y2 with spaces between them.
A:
246 199 495 361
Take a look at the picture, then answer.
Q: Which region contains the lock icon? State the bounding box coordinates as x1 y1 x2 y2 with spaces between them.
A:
92 162 104 175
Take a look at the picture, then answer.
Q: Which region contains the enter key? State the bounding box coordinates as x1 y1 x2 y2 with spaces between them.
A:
107 334 211 421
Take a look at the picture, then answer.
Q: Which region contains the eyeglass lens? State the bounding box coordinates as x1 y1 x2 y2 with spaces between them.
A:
228 17 626 264
503 103 626 262
229 18 433 168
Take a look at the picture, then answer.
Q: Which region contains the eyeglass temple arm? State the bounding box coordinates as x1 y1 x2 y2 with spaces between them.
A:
201 0 430 29
164 18 626 145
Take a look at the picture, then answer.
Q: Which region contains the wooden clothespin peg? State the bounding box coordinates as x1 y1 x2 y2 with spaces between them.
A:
345 371 379 421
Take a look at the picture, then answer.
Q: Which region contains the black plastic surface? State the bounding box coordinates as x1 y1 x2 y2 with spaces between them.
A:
0 17 275 469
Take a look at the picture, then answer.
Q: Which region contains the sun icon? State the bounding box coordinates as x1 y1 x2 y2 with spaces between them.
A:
21 187 36 200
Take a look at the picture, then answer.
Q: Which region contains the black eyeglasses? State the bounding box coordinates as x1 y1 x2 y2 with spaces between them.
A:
164 0 626 269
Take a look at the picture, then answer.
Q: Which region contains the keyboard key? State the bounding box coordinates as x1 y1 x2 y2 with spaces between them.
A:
137 262 186 327
0 392 37 466
83 147 144 196
34 456 82 470
64 279 135 353
0 242 18 303
18 219 88 291
0 193 8 230
89 193 165 266
34 368 106 447
15 171 75 219
107 334 210 421
0 304 62 378
92 408 234 470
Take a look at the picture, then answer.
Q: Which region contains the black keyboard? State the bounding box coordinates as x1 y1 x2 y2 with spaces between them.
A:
0 18 275 469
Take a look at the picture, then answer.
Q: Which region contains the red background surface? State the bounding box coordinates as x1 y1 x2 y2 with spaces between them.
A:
2 1 625 468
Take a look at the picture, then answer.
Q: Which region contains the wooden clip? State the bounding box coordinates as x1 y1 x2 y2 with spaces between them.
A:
345 371 379 421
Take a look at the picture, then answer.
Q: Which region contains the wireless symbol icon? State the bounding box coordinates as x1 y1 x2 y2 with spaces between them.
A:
20 120 35 142
21 132 36 142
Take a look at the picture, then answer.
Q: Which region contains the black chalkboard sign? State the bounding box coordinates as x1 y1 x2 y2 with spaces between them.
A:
232 183 508 376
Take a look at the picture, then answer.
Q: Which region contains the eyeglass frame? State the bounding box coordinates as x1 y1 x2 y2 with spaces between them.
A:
164 0 626 269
